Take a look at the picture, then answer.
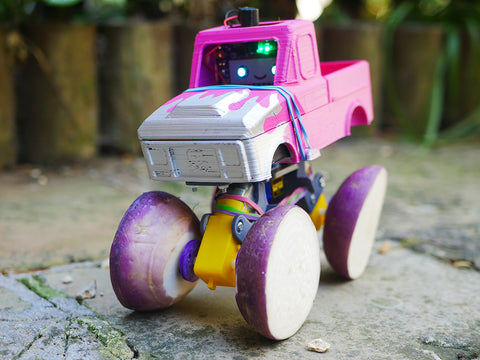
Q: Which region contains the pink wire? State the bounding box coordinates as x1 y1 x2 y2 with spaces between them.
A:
217 194 264 215
278 187 308 206
224 15 239 28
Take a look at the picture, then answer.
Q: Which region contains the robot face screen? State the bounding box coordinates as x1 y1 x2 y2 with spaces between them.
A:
215 40 277 85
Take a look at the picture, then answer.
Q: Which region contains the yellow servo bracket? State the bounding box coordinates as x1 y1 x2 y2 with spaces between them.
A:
194 197 252 290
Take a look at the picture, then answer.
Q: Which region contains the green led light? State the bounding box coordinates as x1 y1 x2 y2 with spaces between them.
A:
256 41 276 55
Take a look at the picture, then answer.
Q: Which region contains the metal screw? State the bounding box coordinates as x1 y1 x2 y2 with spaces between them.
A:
236 220 244 233
319 176 326 188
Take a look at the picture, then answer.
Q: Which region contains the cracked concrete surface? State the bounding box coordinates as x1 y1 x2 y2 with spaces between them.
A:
1 138 479 359
3 246 479 359
0 273 136 359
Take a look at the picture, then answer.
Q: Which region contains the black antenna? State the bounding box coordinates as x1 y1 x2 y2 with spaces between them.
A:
238 7 259 27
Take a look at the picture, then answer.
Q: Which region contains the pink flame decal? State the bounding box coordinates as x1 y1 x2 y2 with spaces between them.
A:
228 90 275 111
165 92 193 113
199 89 243 100
166 89 243 113
263 93 291 132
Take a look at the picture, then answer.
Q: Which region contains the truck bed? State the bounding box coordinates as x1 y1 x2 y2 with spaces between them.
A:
321 60 372 103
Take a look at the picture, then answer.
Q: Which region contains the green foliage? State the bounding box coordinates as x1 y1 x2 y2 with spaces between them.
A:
383 0 480 145
43 0 82 6
0 0 36 23
0 0 129 23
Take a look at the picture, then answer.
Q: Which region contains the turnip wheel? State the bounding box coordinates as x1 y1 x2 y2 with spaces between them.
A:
323 165 387 280
235 205 321 340
110 191 201 311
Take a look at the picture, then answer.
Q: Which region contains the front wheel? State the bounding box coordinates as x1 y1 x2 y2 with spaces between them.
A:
110 191 201 311
235 205 320 340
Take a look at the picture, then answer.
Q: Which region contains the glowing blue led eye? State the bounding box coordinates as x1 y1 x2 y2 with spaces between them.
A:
271 65 276 75
237 66 248 78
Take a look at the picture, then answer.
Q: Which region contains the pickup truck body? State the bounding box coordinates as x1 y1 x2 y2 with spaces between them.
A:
138 19 373 184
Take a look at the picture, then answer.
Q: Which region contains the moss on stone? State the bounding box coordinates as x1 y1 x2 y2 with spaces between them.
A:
18 275 66 300
75 316 136 359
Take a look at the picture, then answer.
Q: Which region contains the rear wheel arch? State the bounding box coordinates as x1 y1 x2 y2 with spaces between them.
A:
345 102 368 134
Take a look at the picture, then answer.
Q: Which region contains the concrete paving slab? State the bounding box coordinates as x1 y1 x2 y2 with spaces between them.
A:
1 138 479 271
0 172 134 270
0 158 212 271
1 138 479 359
0 273 135 359
0 274 62 321
15 244 480 360
0 275 63 358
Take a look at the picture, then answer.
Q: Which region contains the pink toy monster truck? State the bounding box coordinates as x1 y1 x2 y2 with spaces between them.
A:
110 8 387 341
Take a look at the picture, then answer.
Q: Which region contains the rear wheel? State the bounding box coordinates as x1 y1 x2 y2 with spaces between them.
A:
323 166 387 279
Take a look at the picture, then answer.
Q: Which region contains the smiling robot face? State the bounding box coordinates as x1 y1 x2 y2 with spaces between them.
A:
229 58 276 85
215 40 277 85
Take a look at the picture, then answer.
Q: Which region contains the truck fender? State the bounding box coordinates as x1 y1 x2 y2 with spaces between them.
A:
265 141 297 176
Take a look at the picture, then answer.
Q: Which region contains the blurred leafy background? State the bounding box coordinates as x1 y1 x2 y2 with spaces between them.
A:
0 0 479 168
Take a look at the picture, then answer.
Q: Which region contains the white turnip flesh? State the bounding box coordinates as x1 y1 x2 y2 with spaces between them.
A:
323 165 387 279
236 205 321 340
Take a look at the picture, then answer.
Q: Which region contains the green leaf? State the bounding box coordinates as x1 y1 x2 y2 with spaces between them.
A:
98 0 126 6
444 26 461 111
382 2 416 135
42 0 82 7
440 105 480 141
423 49 446 146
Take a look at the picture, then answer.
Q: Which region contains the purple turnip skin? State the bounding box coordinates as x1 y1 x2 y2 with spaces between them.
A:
110 191 201 311
323 165 387 280
236 205 320 340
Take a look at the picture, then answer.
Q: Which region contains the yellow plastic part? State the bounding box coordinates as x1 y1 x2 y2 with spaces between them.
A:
193 198 247 290
271 176 285 198
310 193 327 231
